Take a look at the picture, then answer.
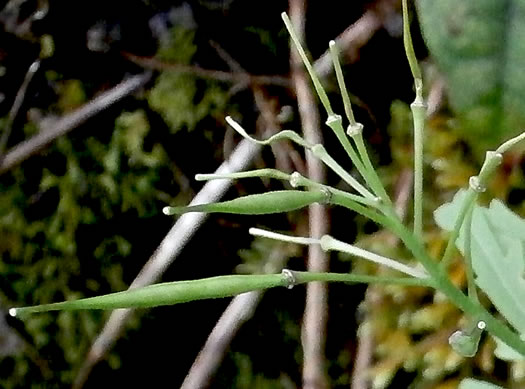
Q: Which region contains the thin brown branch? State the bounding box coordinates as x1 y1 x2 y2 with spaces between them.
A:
0 72 152 174
181 292 262 389
180 247 287 389
75 44 295 389
426 76 446 118
179 48 301 387
288 1 330 388
125 5 383 96
72 137 260 389
351 168 413 389
209 40 305 175
123 52 291 88
313 1 390 78
209 40 244 73
0 59 40 159
252 86 307 175
351 318 374 389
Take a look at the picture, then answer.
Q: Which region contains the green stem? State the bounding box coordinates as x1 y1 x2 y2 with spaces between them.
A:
292 271 433 287
352 132 392 205
402 0 421 80
388 215 525 356
195 169 291 182
195 168 379 210
288 172 379 208
328 40 392 205
324 115 375 192
331 183 525 356
412 97 426 238
478 151 504 183
328 40 356 124
329 191 400 233
283 13 384 205
281 12 334 115
463 202 478 303
441 150 504 269
311 144 375 200
402 0 426 238
440 190 477 269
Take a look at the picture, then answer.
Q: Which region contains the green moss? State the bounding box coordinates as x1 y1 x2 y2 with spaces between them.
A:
148 28 227 132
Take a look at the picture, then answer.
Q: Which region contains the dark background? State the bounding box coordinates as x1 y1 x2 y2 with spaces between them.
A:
1 1 520 388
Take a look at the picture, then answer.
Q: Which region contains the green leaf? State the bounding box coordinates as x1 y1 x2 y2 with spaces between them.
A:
417 0 525 146
459 378 505 389
493 335 525 361
434 190 525 334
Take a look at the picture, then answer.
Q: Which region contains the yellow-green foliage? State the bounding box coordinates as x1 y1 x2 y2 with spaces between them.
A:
148 28 227 132
358 100 525 389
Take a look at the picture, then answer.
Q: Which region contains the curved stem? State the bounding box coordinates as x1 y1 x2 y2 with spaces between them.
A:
331 182 525 356
388 215 525 356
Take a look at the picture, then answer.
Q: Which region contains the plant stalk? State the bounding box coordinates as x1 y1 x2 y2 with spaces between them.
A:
402 0 426 238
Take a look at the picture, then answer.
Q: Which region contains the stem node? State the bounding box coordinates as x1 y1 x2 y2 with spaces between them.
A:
281 269 297 289
346 123 364 137
468 176 486 193
325 114 342 127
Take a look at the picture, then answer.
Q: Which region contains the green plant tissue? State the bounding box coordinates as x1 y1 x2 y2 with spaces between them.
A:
417 0 525 147
459 378 505 389
434 190 525 335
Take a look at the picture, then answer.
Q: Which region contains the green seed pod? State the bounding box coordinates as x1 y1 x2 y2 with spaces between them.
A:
11 274 289 315
163 190 329 216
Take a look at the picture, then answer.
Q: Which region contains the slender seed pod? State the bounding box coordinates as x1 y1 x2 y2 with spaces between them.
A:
163 190 329 216
11 274 288 315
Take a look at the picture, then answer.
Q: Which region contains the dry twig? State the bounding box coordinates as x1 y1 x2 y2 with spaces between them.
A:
181 41 299 389
72 137 260 389
314 0 399 78
180 247 287 389
0 72 151 174
351 168 413 389
288 1 330 388
124 52 291 89
0 59 40 160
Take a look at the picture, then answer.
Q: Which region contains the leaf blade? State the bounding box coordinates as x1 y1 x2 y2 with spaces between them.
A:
459 378 505 389
435 190 525 334
417 0 525 145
